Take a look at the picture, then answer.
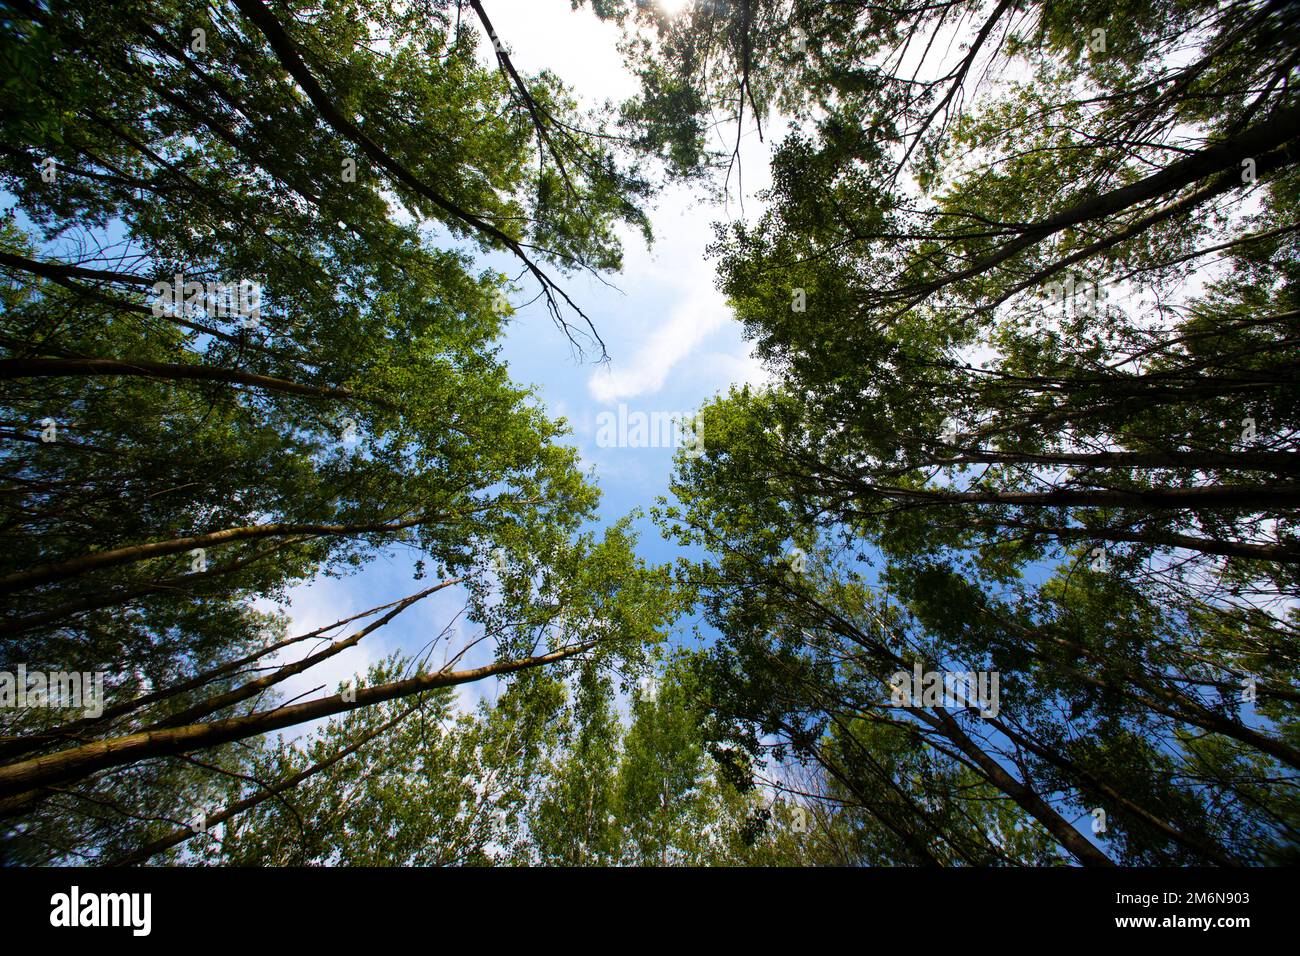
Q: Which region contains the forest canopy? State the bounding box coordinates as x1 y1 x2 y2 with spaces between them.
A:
1 0 1296 867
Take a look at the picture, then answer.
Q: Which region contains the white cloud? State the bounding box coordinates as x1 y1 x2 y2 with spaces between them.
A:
587 298 731 401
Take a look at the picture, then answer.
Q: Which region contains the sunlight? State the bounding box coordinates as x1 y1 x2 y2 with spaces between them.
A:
658 0 692 16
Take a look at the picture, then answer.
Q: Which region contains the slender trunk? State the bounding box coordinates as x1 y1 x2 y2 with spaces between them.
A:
0 357 383 408
0 249 156 287
0 641 595 799
0 515 426 594
983 519 1300 564
908 103 1300 298
0 537 312 637
867 479 1300 511
107 698 423 866
932 448 1300 476
148 578 461 729
984 612 1300 770
916 708 1116 866
800 589 1115 864
0 588 340 762
989 717 1240 866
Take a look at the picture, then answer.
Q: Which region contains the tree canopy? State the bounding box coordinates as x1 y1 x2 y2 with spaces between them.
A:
2 0 1296 867
649 0 1300 865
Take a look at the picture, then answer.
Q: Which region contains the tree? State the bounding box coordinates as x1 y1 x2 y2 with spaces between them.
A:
124 653 814 867
0 0 671 862
625 0 1300 866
